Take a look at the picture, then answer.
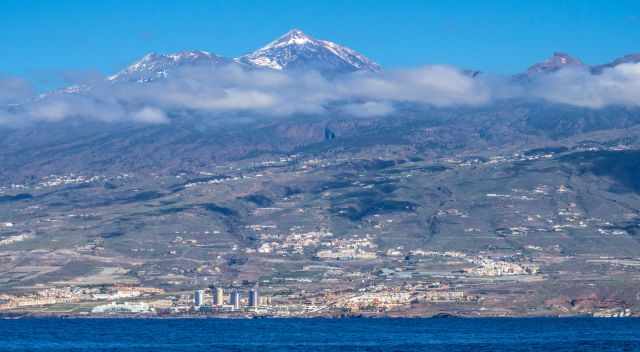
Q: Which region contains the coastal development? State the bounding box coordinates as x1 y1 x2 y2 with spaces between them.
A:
2 143 640 318
2 27 640 321
1 148 639 318
6 2 640 351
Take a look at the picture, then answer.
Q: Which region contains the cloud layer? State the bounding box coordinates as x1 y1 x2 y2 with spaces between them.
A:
2 62 640 125
529 63 640 108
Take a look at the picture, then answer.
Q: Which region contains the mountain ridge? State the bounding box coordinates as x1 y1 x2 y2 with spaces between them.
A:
53 29 640 89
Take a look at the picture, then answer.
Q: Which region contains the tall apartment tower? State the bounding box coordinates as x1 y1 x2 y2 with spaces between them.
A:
214 287 225 306
230 290 241 310
194 289 205 306
248 286 259 307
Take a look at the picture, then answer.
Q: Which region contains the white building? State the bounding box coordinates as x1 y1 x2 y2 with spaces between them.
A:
91 301 154 314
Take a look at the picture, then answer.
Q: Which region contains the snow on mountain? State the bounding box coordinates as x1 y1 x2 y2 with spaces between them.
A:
108 50 230 83
235 29 381 74
519 52 640 78
509 52 585 83
526 52 585 76
106 29 381 83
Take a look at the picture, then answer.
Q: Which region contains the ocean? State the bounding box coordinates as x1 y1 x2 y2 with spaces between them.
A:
0 317 639 351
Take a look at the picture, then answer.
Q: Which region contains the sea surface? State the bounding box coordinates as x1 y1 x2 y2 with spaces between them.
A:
0 317 639 351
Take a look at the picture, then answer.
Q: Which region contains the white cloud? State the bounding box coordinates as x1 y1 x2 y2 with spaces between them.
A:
25 94 126 122
4 62 640 126
0 64 490 124
529 63 640 108
341 101 394 117
334 66 491 107
132 107 169 123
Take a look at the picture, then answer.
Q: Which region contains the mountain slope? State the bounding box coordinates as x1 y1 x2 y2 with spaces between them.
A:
108 50 231 83
592 53 640 74
527 52 585 76
236 29 381 74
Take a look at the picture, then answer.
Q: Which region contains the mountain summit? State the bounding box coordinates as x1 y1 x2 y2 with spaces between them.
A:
108 50 229 83
526 52 584 76
236 29 381 73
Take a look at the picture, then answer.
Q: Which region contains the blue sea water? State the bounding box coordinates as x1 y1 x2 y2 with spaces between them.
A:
0 318 639 351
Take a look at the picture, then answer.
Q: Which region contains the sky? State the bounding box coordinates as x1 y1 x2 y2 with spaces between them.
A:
1 0 640 88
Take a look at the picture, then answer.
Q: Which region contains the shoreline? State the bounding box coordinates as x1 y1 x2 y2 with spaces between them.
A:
0 312 622 320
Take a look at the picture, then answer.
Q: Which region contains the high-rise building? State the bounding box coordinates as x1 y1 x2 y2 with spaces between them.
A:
230 290 241 310
194 289 205 306
214 287 225 306
260 296 271 306
248 286 259 307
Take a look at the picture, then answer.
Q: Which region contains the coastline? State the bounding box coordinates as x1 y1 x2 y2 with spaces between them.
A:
0 311 613 320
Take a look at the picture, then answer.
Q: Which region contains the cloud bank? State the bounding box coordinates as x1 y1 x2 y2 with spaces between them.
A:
2 62 640 125
529 63 640 108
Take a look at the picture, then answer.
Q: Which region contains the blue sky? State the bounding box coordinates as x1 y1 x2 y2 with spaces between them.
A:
2 0 639 87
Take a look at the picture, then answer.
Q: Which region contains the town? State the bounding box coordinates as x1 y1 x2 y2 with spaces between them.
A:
1 143 640 318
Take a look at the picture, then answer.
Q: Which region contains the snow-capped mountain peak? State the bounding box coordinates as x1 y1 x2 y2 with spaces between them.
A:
108 50 228 82
236 29 381 73
266 28 313 48
526 52 584 76
166 50 214 61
